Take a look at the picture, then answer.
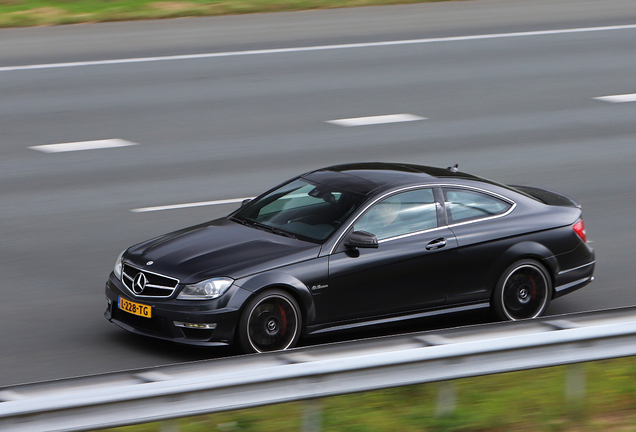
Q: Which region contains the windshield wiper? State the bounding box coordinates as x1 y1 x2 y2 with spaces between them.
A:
251 221 297 239
229 216 249 226
233 217 297 239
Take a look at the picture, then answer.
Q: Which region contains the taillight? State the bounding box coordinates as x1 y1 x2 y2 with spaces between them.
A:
573 219 586 242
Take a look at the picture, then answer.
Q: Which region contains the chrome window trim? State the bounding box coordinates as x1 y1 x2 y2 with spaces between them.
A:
445 203 517 229
122 263 180 298
329 183 517 255
440 184 515 205
441 185 517 229
558 261 596 275
379 225 449 244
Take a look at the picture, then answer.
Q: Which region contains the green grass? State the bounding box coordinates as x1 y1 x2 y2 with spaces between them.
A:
0 0 451 27
99 356 636 432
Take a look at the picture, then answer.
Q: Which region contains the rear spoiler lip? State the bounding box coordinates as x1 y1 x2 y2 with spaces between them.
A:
509 185 582 209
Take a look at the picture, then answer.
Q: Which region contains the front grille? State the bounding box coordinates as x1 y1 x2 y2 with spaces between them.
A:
112 306 173 337
122 264 179 298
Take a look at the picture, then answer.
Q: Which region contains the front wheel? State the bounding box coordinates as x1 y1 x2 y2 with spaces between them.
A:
492 259 552 321
238 289 302 353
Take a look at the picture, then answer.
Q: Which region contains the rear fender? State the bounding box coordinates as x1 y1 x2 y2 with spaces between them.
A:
486 241 558 299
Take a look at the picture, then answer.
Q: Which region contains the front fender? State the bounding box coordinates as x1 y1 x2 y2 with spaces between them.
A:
234 272 316 324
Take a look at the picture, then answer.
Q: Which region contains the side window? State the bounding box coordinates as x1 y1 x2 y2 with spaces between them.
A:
354 189 438 241
443 188 512 224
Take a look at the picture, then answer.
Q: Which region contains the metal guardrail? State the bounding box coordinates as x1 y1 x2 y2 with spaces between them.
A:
2 306 636 432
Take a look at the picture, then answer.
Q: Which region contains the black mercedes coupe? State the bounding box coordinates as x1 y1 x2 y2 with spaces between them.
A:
105 163 595 352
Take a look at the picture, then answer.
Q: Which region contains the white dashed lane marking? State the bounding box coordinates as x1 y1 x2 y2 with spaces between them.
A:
594 93 636 103
29 139 137 153
327 114 426 127
131 198 255 213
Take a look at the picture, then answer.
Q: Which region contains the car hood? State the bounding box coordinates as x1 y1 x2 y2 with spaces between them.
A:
124 218 320 284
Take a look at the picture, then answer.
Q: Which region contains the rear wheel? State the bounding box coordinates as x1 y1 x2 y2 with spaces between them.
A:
238 289 302 353
493 259 552 321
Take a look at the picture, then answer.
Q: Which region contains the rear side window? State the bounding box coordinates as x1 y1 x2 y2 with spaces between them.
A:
443 188 512 224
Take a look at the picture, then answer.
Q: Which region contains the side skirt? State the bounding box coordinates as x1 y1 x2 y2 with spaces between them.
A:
307 302 490 336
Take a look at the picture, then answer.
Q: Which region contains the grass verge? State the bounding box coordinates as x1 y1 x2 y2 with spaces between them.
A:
0 0 451 28
99 356 636 431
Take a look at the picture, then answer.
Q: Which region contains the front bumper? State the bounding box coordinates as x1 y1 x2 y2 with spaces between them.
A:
104 273 244 346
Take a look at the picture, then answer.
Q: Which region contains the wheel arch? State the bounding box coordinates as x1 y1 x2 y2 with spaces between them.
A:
234 272 315 331
487 241 558 301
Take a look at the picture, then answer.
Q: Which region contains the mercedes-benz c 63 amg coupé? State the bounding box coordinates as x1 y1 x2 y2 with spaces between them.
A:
105 163 595 352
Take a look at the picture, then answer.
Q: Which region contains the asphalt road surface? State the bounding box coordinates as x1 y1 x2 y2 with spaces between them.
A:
1 0 635 387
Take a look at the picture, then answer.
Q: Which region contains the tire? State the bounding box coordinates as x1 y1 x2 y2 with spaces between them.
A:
492 259 552 321
238 289 302 353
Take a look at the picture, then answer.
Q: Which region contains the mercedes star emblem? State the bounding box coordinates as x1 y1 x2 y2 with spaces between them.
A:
132 273 147 294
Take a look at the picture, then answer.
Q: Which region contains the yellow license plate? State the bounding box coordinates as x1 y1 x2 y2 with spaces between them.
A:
118 297 152 318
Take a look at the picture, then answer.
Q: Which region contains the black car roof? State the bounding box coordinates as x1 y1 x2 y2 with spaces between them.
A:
301 162 487 196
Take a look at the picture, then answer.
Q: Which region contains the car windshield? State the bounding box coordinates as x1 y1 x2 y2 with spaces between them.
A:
232 179 366 243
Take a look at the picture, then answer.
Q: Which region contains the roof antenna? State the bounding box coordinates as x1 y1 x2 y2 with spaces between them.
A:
447 164 459 173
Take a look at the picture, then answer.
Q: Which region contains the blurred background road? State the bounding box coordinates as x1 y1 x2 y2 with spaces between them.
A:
1 0 635 387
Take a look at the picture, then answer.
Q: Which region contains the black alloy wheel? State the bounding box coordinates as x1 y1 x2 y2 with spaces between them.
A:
493 259 552 321
238 289 301 353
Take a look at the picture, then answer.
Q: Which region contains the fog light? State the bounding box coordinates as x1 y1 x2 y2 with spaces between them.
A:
174 321 217 330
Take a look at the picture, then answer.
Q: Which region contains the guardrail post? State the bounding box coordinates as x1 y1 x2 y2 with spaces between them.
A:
435 381 457 417
302 398 322 432
565 363 586 403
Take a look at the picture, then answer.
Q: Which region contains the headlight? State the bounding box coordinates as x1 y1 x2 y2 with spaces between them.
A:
114 250 125 280
178 277 234 300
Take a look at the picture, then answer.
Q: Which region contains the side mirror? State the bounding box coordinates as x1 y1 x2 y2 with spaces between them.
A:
241 199 252 207
346 231 379 249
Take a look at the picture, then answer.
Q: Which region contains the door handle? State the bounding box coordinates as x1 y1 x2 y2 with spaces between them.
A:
426 238 447 250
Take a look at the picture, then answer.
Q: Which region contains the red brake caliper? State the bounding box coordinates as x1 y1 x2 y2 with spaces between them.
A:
528 276 537 300
278 305 287 336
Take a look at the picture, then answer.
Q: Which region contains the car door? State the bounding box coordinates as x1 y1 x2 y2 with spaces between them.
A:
327 187 458 321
